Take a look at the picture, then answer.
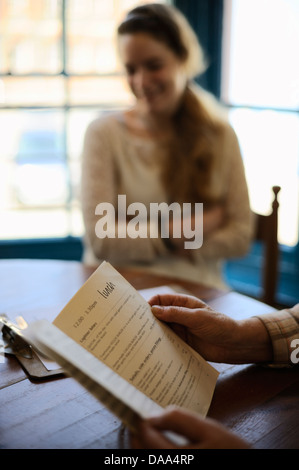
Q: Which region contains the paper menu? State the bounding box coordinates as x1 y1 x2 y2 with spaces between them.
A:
51 261 218 416
27 318 163 430
26 260 218 435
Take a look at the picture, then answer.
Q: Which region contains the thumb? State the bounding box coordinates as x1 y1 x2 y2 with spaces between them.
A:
151 304 199 329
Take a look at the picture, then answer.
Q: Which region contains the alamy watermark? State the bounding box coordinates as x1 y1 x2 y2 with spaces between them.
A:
0 337 4 364
95 195 203 249
290 338 299 364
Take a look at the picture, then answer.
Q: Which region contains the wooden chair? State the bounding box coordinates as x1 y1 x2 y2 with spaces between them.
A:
254 185 281 305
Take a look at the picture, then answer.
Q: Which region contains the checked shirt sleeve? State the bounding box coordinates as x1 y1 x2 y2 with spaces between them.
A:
256 304 299 366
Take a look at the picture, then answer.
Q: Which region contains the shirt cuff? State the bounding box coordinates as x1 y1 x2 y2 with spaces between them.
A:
255 310 299 366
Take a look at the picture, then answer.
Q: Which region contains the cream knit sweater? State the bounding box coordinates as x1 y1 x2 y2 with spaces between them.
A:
81 107 253 290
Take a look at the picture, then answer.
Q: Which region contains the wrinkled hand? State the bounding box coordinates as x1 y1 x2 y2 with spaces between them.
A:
130 407 249 449
148 294 272 364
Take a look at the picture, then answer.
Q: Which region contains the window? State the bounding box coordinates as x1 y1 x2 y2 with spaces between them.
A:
0 0 167 241
222 0 299 248
222 0 299 304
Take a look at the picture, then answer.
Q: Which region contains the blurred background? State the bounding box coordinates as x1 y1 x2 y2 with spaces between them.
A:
0 0 298 305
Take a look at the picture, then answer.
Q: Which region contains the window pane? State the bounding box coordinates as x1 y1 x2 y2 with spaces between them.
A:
0 0 62 74
66 0 118 74
0 0 168 242
0 209 72 239
223 0 299 109
229 108 299 247
0 109 68 211
0 77 65 106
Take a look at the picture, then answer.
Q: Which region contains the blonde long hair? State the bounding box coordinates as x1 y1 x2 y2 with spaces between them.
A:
118 3 227 204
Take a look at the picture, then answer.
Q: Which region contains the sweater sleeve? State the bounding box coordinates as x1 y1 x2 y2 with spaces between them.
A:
80 117 168 265
193 125 254 261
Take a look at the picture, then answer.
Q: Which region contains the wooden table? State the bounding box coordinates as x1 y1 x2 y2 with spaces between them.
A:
0 259 298 450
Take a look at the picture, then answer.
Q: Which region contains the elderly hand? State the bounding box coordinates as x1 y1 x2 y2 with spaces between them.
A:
148 294 272 364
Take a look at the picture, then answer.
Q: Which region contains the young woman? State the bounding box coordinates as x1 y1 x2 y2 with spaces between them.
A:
81 3 253 289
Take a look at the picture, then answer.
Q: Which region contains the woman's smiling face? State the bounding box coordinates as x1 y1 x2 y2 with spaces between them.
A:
119 32 187 118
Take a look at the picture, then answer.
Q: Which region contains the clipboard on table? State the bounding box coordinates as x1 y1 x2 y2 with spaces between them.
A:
0 314 64 380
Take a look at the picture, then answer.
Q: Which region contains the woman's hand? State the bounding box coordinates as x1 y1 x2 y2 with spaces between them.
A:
130 407 249 449
148 294 272 364
164 205 225 255
203 204 225 235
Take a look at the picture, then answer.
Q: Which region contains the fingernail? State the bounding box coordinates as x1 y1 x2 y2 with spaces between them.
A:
151 306 161 314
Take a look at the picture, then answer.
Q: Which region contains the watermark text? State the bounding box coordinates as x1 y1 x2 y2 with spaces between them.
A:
290 338 299 364
95 195 203 249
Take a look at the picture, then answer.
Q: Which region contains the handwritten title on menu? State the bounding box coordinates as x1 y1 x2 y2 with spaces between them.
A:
97 281 116 299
